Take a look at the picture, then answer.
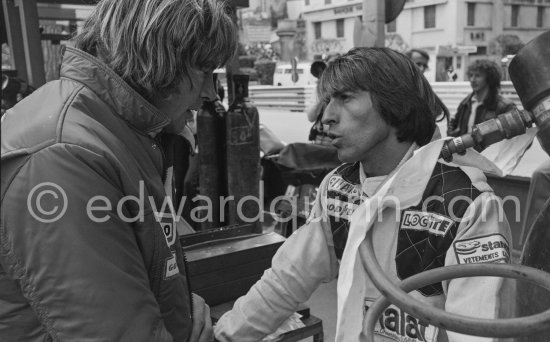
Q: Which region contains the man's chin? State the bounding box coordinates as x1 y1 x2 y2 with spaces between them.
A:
163 122 187 135
337 151 353 164
164 112 194 134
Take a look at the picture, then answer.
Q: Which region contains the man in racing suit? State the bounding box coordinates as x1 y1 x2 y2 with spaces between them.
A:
215 48 514 342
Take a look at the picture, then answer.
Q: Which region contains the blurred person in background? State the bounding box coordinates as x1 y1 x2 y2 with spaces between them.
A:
447 59 516 139
447 65 458 82
306 60 331 145
0 0 237 341
406 48 430 74
1 74 34 116
306 54 341 145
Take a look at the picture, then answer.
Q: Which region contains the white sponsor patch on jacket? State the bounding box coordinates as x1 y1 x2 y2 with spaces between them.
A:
363 298 438 342
400 210 454 236
326 198 358 220
454 234 510 264
328 175 361 198
165 253 179 279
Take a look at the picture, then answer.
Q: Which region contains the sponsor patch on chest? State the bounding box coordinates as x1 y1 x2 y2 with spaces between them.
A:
326 198 358 220
328 175 361 198
400 210 454 236
363 298 438 342
454 234 510 264
164 253 179 279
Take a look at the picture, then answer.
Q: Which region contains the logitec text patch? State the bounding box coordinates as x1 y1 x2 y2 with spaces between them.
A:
400 210 454 236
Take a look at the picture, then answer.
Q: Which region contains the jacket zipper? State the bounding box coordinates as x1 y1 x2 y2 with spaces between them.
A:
182 247 194 316
155 135 194 316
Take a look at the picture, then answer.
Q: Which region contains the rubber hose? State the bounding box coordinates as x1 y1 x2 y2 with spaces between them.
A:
360 228 550 340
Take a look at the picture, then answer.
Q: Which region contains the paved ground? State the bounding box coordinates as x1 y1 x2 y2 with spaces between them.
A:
258 108 311 144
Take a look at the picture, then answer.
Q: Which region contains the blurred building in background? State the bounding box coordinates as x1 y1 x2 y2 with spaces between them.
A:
300 0 549 82
2 0 548 85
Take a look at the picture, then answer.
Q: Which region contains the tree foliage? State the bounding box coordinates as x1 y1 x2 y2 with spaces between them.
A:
489 34 525 56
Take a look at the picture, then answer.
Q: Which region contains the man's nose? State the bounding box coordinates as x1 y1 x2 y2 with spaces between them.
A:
321 99 336 126
200 71 217 102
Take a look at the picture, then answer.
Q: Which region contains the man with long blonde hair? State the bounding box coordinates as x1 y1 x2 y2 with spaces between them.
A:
0 1 237 341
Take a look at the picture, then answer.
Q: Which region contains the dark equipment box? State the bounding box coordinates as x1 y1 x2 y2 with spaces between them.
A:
181 225 285 306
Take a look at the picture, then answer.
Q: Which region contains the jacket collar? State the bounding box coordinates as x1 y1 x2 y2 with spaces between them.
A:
60 47 171 134
387 139 495 202
462 91 504 111
460 92 475 107
359 136 497 205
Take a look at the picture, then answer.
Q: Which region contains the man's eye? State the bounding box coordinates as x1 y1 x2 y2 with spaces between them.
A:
339 94 351 101
198 67 213 75
203 64 217 73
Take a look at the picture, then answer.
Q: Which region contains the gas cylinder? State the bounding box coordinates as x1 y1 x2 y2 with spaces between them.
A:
197 74 227 230
509 30 550 156
509 30 550 342
225 74 261 232
517 201 550 341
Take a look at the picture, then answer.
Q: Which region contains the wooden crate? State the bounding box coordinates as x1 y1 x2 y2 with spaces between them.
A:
182 229 285 306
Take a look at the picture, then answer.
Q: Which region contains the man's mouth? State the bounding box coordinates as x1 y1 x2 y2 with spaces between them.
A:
326 131 338 139
327 132 341 146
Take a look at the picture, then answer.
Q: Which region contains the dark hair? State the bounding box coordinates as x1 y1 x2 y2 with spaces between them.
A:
310 61 327 79
318 47 449 147
467 59 502 109
405 48 430 61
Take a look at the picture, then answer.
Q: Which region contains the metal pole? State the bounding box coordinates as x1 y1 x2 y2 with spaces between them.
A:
2 0 28 80
15 0 46 87
359 0 385 47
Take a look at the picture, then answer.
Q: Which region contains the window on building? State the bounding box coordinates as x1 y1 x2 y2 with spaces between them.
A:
511 5 519 27
424 5 436 29
537 6 544 28
336 19 344 37
467 2 475 26
471 46 487 55
314 22 322 39
387 20 396 33
325 0 331 4
305 0 309 5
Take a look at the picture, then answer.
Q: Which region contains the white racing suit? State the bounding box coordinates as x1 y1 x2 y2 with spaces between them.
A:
215 140 515 342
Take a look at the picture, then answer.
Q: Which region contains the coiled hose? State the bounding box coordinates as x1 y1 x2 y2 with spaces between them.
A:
361 227 550 341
